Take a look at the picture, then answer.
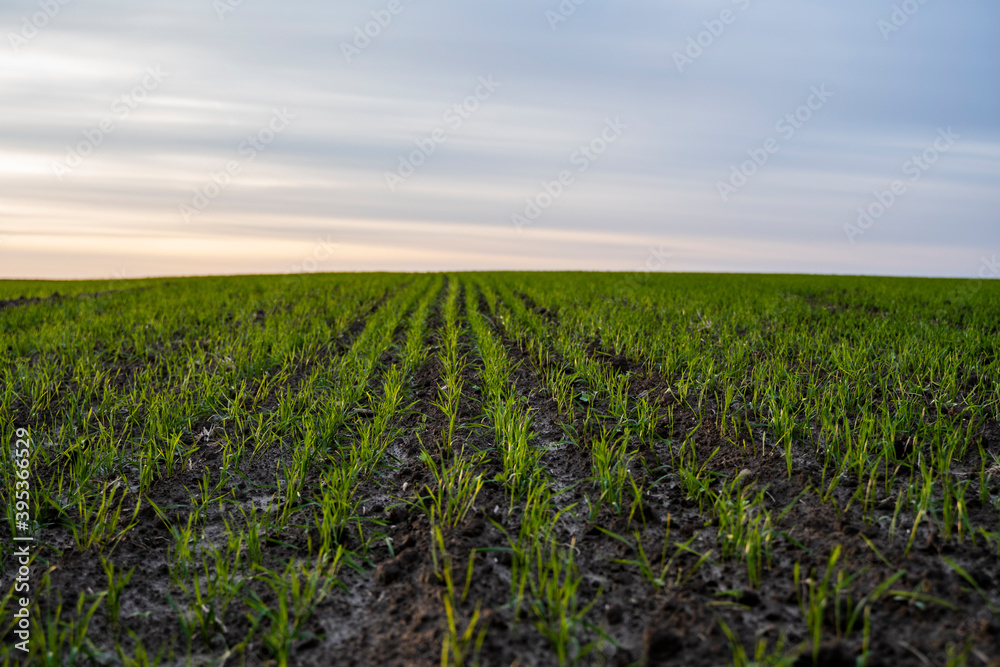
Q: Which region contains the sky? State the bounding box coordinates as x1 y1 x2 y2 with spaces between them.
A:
1 0 998 279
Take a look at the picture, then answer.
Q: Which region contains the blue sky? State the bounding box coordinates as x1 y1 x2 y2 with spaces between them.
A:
1 0 998 278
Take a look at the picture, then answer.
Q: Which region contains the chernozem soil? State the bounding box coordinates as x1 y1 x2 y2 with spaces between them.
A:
3 285 999 667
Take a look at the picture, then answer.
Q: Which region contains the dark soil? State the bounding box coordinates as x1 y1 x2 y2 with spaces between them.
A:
0 287 152 312
2 283 999 667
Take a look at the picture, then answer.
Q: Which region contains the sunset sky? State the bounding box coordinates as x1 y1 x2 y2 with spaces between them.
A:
2 0 998 279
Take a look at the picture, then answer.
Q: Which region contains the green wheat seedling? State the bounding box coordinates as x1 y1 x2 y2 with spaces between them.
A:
716 617 797 667
670 540 717 586
714 480 775 589
466 283 546 498
100 556 134 632
415 445 486 528
795 544 849 654
115 631 166 667
148 499 198 584
401 277 441 371
768 397 798 478
674 427 720 512
633 394 659 446
940 474 973 542
544 365 578 417
186 469 229 526
159 432 186 479
441 598 487 667
607 373 631 420
888 584 957 612
357 365 406 461
489 477 601 665
207 536 246 599
493 480 563 619
61 435 112 493
429 526 488 667
0 583 17 645
434 375 465 453
489 288 643 446
793 545 905 665
32 577 105 667
176 576 224 648
902 454 936 557
625 474 649 527
527 535 601 667
434 277 468 452
175 538 248 647
941 556 1000 626
596 515 679 589
489 400 543 498
247 555 344 667
313 463 356 551
71 483 141 551
222 508 260 573
589 425 634 514
275 454 308 533
718 378 739 439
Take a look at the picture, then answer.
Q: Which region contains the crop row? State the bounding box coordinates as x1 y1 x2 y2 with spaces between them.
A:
1 272 998 666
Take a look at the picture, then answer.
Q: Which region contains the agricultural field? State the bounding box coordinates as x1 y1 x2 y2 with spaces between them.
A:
1 272 1000 666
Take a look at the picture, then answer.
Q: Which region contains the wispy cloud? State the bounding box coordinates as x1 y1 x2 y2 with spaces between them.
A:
1 0 998 278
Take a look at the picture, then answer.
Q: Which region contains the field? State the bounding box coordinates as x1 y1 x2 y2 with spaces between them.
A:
2 272 999 666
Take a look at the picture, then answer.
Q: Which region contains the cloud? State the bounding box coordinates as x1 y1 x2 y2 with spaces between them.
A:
1 0 998 278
